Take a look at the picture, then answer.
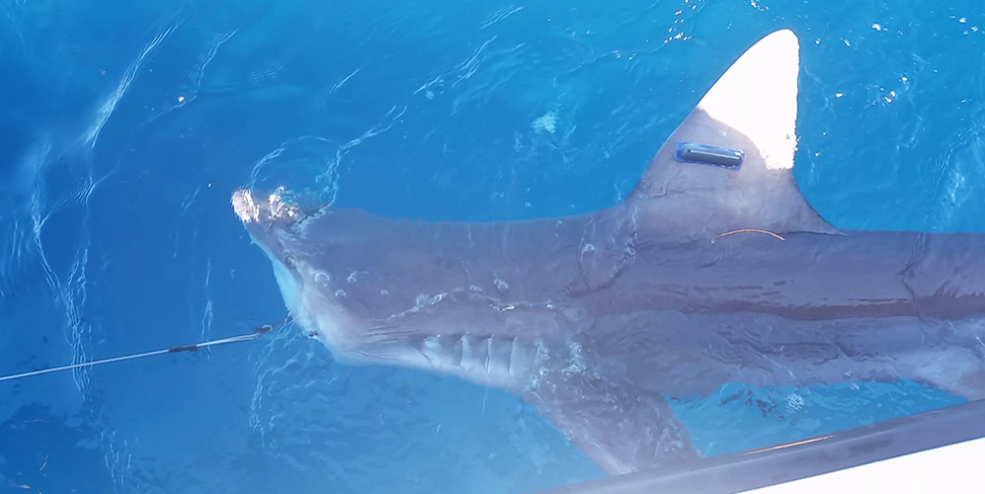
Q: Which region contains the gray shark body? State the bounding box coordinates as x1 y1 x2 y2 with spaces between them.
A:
231 30 985 475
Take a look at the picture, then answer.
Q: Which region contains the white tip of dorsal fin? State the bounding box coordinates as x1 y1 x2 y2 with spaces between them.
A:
697 29 799 171
627 29 840 240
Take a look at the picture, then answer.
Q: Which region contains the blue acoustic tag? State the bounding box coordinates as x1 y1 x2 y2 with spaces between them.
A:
674 142 745 170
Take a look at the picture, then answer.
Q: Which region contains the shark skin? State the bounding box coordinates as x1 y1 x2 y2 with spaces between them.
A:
231 29 985 476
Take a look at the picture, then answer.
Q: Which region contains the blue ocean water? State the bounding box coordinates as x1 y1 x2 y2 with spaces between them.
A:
1 0 983 493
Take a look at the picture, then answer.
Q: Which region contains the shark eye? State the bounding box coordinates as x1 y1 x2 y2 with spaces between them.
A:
284 255 298 269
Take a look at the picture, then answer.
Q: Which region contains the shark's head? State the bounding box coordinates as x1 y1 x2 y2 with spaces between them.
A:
231 188 370 360
230 187 558 389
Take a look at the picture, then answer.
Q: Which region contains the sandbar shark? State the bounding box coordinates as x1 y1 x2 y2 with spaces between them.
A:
231 30 985 475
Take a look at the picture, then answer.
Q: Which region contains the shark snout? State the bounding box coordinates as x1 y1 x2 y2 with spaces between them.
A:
231 188 301 264
231 188 305 226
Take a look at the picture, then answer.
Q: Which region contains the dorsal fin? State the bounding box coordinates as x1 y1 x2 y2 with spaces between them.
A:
626 29 840 240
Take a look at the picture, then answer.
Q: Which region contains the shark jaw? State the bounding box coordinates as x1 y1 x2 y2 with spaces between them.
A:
270 250 555 392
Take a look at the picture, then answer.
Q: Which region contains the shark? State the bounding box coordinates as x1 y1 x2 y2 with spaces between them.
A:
230 29 985 475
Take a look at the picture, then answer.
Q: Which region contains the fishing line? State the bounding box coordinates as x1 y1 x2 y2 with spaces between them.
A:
0 315 292 383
